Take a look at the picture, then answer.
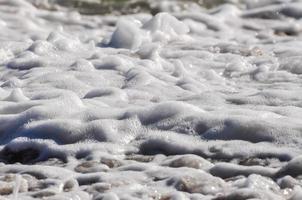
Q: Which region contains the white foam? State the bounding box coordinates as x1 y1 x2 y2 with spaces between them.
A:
1 0 302 199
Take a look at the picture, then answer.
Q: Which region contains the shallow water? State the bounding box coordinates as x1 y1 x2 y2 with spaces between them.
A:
25 0 238 15
1 0 302 199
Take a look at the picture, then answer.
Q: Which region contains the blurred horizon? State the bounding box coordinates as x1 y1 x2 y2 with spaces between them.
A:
27 0 231 15
25 0 294 15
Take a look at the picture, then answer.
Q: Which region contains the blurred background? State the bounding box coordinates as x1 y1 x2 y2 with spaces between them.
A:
25 0 225 14
25 0 294 15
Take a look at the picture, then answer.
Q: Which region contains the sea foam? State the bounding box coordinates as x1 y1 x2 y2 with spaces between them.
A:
1 0 302 199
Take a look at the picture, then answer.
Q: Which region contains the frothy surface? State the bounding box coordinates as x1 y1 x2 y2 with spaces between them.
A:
1 0 302 199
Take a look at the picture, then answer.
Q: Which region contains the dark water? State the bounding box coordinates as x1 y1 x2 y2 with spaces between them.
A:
31 0 228 15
